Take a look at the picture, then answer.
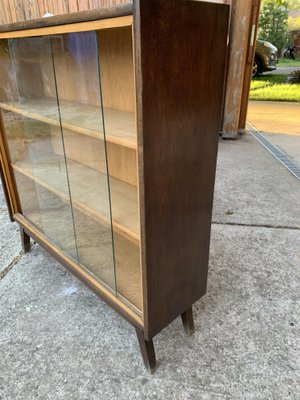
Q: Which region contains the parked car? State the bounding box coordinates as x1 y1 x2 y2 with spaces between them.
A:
253 40 278 77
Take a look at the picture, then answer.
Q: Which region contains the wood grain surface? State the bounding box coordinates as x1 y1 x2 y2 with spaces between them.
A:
134 0 230 340
0 2 132 27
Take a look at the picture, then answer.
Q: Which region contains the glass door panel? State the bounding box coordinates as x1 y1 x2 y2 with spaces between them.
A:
97 27 142 312
0 29 141 312
50 31 117 294
0 37 78 261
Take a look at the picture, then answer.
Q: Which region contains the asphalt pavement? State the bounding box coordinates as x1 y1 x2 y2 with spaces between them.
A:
264 66 299 75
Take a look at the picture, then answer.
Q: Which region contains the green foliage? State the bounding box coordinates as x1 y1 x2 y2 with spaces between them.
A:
259 0 290 51
250 74 300 102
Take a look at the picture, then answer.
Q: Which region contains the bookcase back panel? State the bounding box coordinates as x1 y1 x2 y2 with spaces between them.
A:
98 27 135 114
50 126 137 186
38 27 136 114
41 33 102 106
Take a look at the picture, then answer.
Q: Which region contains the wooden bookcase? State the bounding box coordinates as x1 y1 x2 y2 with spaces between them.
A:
0 1 229 372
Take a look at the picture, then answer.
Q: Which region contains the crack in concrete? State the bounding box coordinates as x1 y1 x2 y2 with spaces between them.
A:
212 221 300 231
0 251 23 281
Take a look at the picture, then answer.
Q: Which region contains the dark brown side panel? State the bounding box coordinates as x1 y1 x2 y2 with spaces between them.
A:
134 0 229 340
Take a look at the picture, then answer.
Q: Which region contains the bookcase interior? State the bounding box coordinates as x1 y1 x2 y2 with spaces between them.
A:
0 26 142 313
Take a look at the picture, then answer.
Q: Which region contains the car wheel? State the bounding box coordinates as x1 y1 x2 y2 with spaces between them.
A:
252 57 262 77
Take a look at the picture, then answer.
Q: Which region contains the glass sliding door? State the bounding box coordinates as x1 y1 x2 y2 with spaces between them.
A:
50 31 117 293
0 28 142 313
97 27 142 312
0 37 79 261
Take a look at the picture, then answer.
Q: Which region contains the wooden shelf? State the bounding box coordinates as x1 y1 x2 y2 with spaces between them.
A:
0 98 137 149
13 170 142 311
12 156 139 242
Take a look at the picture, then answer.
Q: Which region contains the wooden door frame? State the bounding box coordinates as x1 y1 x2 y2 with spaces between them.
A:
239 0 262 132
221 0 261 138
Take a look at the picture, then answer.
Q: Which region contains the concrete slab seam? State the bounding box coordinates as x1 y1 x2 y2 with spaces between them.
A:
0 250 23 280
212 221 300 231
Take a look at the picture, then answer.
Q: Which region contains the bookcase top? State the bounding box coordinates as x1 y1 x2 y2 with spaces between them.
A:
0 4 133 34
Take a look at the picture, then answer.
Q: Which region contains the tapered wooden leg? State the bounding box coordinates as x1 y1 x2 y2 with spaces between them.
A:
181 307 195 336
20 227 31 254
135 328 157 373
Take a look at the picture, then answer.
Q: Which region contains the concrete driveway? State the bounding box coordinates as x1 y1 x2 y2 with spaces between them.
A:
247 101 300 167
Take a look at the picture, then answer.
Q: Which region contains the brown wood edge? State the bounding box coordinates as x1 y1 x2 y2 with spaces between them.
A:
0 158 13 220
0 112 21 215
0 4 133 33
133 0 149 340
14 213 144 331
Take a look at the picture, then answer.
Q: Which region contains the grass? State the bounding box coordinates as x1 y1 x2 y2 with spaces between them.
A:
277 57 300 68
250 73 300 102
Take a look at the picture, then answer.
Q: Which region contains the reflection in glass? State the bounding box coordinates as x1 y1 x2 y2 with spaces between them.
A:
0 37 78 260
51 31 117 292
98 27 142 310
0 28 143 313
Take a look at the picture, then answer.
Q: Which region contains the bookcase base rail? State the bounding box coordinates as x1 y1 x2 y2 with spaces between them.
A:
17 218 195 374
14 214 143 330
